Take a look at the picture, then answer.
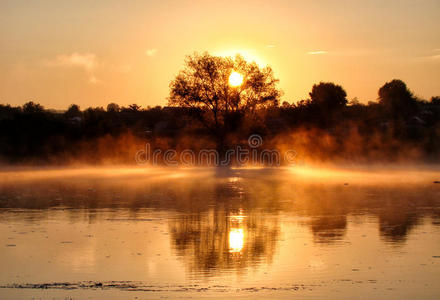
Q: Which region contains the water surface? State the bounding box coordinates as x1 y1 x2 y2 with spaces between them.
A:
1 166 439 299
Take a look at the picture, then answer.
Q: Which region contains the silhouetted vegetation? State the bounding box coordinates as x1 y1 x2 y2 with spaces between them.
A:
0 55 440 165
169 53 281 157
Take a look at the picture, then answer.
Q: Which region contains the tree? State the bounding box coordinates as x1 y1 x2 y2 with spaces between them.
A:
22 101 44 114
309 82 348 110
64 104 81 118
378 79 416 117
169 52 281 153
281 101 291 108
106 103 120 113
128 104 141 112
431 96 440 105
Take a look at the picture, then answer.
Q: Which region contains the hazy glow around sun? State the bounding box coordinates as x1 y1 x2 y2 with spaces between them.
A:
229 71 244 87
214 49 266 67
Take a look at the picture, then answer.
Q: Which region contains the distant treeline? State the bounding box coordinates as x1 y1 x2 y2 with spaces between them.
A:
0 79 439 165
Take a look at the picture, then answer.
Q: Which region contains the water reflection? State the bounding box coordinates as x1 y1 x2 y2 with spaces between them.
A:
168 177 280 276
378 211 420 243
310 215 347 244
169 208 279 276
229 212 245 253
229 228 244 253
0 167 439 279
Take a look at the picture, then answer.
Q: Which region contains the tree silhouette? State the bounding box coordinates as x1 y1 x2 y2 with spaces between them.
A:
128 104 140 112
64 104 82 118
309 82 348 110
22 101 44 114
1 75 440 164
430 96 440 105
106 103 120 113
169 52 281 155
378 79 416 118
305 82 348 128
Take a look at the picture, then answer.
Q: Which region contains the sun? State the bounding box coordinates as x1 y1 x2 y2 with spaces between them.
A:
229 71 243 87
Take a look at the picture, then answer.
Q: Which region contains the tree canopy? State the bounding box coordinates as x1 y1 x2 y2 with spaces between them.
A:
378 79 417 117
309 82 348 110
169 52 281 144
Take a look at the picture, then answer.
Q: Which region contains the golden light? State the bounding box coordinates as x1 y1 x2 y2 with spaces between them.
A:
229 228 244 253
229 71 243 87
214 49 266 67
228 211 246 253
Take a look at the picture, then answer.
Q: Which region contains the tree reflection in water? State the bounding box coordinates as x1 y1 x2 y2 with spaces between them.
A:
0 167 439 276
168 175 280 276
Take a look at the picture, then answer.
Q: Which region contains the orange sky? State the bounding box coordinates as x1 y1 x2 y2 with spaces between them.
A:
1 0 439 109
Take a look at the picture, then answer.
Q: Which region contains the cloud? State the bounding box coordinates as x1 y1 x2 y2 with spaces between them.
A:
50 53 97 70
46 52 101 84
415 52 440 61
427 49 440 59
145 49 158 57
307 50 328 55
266 44 276 48
428 54 440 60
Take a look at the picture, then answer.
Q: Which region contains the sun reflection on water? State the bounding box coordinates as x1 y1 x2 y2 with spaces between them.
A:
228 210 246 253
229 228 244 253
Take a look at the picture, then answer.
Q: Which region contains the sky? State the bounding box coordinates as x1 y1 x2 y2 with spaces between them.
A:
1 0 439 109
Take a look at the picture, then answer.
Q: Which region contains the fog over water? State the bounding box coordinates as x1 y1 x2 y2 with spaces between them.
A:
1 165 439 299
